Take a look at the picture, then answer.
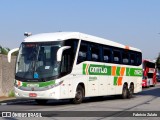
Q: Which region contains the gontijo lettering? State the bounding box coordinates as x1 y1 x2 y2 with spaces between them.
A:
90 67 107 73
83 64 142 77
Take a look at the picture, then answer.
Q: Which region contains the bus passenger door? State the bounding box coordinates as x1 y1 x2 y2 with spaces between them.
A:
60 49 73 98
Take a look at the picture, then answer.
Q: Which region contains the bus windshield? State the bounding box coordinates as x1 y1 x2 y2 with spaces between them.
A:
16 41 63 80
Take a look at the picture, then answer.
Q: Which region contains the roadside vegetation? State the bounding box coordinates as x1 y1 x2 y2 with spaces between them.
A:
8 90 15 97
0 45 18 56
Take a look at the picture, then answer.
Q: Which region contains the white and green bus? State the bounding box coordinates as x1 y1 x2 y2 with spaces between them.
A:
8 32 142 104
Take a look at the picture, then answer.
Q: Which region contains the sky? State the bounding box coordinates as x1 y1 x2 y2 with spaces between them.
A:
0 0 160 60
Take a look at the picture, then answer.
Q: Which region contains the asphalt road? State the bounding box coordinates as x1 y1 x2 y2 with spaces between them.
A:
1 83 160 120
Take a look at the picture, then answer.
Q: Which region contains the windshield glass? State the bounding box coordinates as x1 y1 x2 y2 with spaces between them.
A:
16 41 63 80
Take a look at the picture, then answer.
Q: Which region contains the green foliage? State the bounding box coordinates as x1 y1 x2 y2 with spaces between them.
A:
0 45 9 55
8 90 15 97
1 48 8 55
12 51 19 56
0 45 18 56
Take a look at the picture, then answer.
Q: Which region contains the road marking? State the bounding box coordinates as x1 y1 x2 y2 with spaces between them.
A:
0 103 7 105
0 100 34 106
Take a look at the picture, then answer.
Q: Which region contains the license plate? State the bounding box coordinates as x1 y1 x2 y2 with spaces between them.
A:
29 93 37 97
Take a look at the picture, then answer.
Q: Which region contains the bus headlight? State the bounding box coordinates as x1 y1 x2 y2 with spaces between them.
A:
15 91 20 96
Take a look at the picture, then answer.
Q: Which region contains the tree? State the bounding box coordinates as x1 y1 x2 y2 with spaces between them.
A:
1 48 8 55
0 46 17 56
12 51 19 56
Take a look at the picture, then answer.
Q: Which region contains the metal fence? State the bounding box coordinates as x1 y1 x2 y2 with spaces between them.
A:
0 54 16 96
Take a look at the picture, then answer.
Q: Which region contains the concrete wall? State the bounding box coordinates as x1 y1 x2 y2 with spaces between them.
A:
0 54 16 96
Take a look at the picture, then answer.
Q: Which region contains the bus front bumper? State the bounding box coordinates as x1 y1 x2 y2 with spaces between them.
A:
14 87 60 100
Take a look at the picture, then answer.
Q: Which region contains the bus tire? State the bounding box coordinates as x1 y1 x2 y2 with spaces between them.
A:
122 84 128 99
35 99 48 105
72 85 84 104
128 84 134 98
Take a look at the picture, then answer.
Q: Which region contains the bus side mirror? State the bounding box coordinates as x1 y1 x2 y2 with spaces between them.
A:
57 46 71 61
8 48 19 63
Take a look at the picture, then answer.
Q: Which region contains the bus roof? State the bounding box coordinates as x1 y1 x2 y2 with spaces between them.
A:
24 32 141 52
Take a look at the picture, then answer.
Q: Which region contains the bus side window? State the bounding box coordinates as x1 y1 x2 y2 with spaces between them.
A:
77 43 88 64
91 44 100 62
61 49 71 73
113 50 121 64
122 51 129 64
103 48 111 63
136 52 142 66
130 53 136 65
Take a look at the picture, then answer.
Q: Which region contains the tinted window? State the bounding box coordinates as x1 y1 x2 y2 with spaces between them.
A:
136 52 142 66
130 53 136 65
76 40 142 66
122 51 129 64
61 39 78 74
103 48 112 63
147 73 153 78
90 44 100 62
77 42 88 64
113 50 121 64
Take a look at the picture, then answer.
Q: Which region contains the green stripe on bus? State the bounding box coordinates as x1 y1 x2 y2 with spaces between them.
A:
116 67 121 76
22 82 27 87
21 80 55 87
128 68 142 76
83 64 87 75
114 77 118 85
83 64 142 77
88 64 111 75
126 68 130 76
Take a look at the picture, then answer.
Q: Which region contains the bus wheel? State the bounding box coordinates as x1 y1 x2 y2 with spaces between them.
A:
72 85 84 104
35 99 48 105
128 84 134 98
122 84 128 99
